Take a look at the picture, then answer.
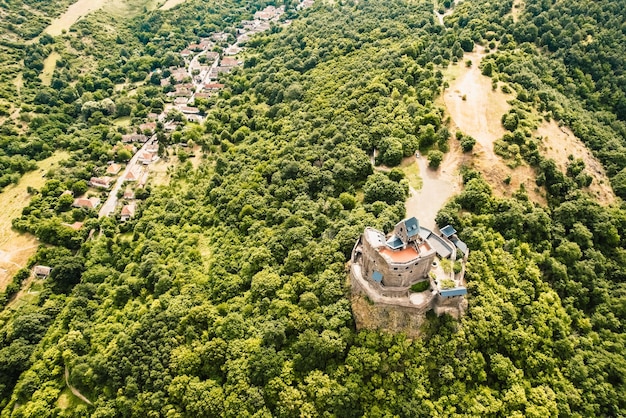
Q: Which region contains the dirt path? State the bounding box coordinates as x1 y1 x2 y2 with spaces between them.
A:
405 155 461 229
511 0 524 22
442 48 545 203
65 366 93 406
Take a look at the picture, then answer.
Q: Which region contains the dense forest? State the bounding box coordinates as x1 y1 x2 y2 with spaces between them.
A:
0 0 625 416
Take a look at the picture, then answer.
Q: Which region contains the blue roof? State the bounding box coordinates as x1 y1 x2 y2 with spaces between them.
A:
451 237 468 254
440 287 467 298
386 235 404 250
440 225 457 238
372 271 383 283
405 217 420 237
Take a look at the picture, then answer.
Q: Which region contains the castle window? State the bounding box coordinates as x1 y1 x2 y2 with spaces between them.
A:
393 267 398 271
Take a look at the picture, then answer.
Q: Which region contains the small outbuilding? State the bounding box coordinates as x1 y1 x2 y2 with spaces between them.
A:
33 265 52 278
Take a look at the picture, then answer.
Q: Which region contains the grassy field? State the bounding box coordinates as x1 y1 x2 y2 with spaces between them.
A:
400 157 423 190
114 116 132 127
40 51 60 86
0 151 70 291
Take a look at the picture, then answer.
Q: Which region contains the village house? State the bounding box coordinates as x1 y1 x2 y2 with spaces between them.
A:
199 38 213 49
138 151 159 165
139 122 157 134
123 188 135 200
72 197 101 210
224 45 243 55
193 92 212 102
106 163 122 175
121 204 136 222
204 82 224 92
33 265 52 279
145 141 159 153
122 134 148 143
212 32 229 42
174 97 190 105
180 106 200 115
180 49 192 58
88 176 114 189
125 166 143 182
221 57 242 67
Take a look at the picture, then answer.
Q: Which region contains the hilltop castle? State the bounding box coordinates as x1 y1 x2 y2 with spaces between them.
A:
350 217 468 327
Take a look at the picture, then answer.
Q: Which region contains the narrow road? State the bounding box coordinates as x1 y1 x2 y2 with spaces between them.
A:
65 365 93 406
99 139 154 218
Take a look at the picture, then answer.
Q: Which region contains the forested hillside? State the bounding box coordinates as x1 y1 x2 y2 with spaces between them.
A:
0 0 625 416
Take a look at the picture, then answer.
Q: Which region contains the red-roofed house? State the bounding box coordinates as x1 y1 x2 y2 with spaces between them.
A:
72 197 101 210
106 164 122 175
125 166 143 182
121 204 136 222
88 177 114 189
138 152 158 165
221 57 242 67
204 83 225 91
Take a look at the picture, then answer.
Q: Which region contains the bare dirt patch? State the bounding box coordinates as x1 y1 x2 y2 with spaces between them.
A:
160 0 187 10
536 120 615 205
441 48 546 204
44 0 110 36
405 152 462 230
0 152 69 291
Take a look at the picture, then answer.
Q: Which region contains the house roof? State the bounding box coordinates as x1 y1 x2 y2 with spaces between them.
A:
404 217 420 237
34 265 52 276
121 204 136 217
451 237 468 255
106 164 121 175
441 225 457 238
73 197 100 209
386 235 404 250
440 287 467 298
204 83 225 90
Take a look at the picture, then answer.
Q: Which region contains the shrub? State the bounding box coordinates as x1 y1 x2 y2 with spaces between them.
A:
428 150 444 169
460 135 476 152
441 279 456 289
410 280 430 292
